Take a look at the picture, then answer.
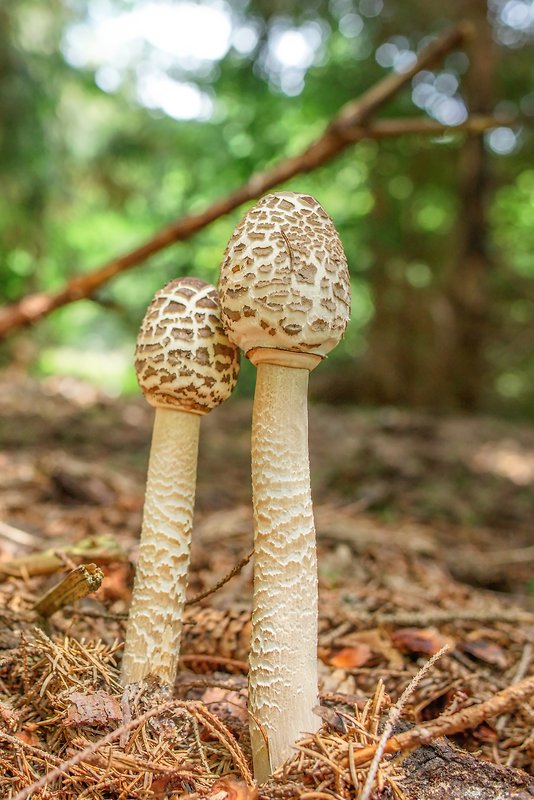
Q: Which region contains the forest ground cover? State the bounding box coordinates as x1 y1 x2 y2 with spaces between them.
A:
0 373 533 798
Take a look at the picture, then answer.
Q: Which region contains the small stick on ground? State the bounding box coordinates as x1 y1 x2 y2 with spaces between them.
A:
0 535 125 581
343 607 534 628
33 564 104 617
350 673 534 768
185 550 254 606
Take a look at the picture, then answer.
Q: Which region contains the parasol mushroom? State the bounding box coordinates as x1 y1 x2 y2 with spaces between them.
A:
121 277 240 686
218 192 351 780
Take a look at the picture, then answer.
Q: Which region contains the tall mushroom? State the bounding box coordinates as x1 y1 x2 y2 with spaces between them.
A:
218 192 351 780
121 277 240 687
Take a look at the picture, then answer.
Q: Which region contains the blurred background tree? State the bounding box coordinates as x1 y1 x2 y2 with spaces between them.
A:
0 0 532 414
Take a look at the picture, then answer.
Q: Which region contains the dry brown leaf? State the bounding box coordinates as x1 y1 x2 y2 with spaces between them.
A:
64 690 123 728
15 729 42 748
95 562 133 602
326 643 373 668
391 627 453 655
338 628 405 669
461 638 509 669
200 686 248 724
208 776 258 800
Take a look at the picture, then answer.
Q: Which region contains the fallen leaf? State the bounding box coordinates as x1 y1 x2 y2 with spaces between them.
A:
95 562 133 602
326 643 373 668
201 686 248 724
313 704 347 733
391 627 453 656
337 629 404 669
64 690 123 728
208 777 258 800
461 639 508 669
16 729 42 748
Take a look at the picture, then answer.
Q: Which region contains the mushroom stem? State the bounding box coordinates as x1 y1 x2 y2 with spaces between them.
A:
121 407 200 685
249 361 319 781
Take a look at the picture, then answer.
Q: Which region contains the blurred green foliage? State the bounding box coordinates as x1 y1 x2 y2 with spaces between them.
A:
0 0 533 412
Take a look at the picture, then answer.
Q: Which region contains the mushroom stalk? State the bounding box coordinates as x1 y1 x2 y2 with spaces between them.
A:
218 191 351 781
121 407 199 685
249 360 319 782
120 277 239 688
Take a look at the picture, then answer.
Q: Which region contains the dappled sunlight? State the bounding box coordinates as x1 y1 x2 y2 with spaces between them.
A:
470 439 534 485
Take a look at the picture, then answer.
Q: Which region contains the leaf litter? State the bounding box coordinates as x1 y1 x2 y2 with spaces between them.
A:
0 374 533 798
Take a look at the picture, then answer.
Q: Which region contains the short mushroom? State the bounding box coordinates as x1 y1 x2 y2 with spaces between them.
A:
121 277 240 687
218 192 351 780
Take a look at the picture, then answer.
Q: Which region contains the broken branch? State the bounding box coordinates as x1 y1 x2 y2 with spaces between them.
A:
0 24 470 338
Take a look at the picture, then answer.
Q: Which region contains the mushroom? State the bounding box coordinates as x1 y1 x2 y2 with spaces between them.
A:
218 192 351 780
121 277 240 687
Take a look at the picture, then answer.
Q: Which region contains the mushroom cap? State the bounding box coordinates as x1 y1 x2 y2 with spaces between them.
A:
135 277 240 414
218 192 351 359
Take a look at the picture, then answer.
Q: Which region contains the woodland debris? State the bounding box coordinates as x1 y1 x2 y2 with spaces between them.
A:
348 673 534 767
33 563 104 617
0 533 125 581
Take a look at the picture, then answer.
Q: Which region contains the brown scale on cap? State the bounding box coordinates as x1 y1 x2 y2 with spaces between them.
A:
135 277 240 414
218 192 351 360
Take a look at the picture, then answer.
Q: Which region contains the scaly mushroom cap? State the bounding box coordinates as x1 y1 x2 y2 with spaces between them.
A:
135 277 240 414
218 192 351 360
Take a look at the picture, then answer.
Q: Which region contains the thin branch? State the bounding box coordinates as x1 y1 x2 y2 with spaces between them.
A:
344 113 520 141
179 653 249 673
0 24 470 338
342 606 534 628
0 520 40 549
185 550 253 606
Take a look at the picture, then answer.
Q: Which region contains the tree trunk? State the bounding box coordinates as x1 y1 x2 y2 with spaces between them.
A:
363 1 496 410
441 0 497 409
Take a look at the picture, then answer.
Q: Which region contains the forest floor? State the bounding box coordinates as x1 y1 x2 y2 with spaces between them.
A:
0 372 533 799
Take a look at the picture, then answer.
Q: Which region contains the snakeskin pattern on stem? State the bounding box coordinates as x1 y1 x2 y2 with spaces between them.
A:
248 364 319 781
121 407 199 684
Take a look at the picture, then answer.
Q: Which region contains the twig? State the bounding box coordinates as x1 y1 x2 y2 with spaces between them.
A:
349 673 534 768
359 645 450 800
0 729 62 766
67 607 129 621
185 550 254 606
342 607 534 628
341 113 521 141
33 564 104 617
193 704 254 786
179 653 249 672
0 24 470 338
495 642 533 733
